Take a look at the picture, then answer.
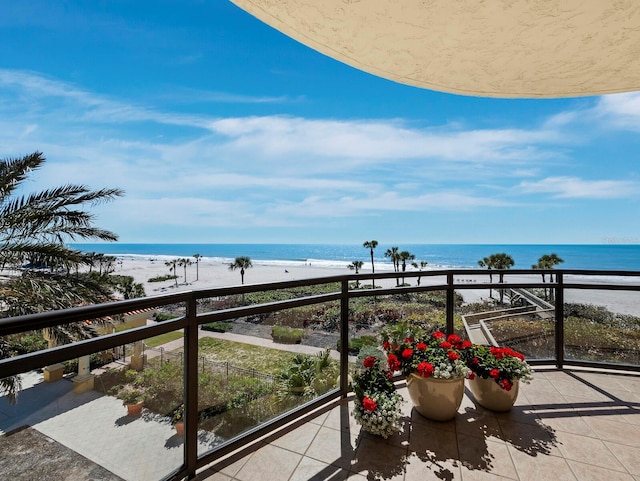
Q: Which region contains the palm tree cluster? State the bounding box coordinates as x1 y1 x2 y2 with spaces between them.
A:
477 253 515 303
0 152 126 401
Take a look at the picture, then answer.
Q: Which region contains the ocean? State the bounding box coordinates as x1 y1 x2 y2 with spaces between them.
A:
68 244 640 272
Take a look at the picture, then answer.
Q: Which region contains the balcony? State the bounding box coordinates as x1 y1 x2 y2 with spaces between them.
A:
1 269 639 480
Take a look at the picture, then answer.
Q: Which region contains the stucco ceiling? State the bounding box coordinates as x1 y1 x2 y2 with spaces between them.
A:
231 0 640 98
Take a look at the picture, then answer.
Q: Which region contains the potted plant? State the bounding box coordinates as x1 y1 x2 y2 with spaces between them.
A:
463 344 533 411
118 388 145 416
171 403 185 436
351 349 403 438
381 323 472 421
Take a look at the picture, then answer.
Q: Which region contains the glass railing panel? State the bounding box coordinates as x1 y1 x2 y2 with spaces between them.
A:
1 328 186 481
456 284 556 359
195 301 342 457
563 287 640 366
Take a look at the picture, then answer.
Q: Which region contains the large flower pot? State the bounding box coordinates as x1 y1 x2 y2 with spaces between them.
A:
468 376 519 412
406 374 465 421
174 422 184 437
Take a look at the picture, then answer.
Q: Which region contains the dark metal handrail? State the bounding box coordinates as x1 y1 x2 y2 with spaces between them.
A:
1 269 638 481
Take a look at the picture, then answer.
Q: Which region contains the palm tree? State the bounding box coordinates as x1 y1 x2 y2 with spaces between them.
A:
412 260 428 286
178 258 192 283
534 253 564 300
362 240 378 287
229 256 253 284
193 253 202 281
483 253 514 304
0 151 123 402
478 256 493 298
385 246 400 285
165 259 179 287
348 260 364 288
398 250 415 285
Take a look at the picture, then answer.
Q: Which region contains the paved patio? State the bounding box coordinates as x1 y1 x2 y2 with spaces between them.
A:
199 369 640 481
1 368 639 481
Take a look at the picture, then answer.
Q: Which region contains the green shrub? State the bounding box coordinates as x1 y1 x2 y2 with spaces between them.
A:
202 321 234 333
272 325 305 344
153 312 175 322
337 335 379 355
148 274 178 283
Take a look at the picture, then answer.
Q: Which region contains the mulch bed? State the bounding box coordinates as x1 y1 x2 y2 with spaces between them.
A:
0 426 124 481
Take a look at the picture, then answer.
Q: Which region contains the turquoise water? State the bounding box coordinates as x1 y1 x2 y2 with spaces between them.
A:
69 243 640 271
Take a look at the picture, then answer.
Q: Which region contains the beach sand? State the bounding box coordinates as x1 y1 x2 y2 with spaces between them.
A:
114 257 639 316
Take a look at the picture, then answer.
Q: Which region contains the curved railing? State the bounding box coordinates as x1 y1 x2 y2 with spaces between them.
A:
1 269 638 481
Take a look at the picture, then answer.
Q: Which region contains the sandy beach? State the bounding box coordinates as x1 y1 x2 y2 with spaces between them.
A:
113 256 639 316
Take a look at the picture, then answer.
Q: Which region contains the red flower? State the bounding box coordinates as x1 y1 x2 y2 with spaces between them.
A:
461 341 472 349
417 361 434 378
402 348 413 359
447 334 461 344
416 342 427 351
405 337 414 343
363 356 376 368
490 347 505 359
440 341 452 349
490 368 500 379
362 397 377 412
499 379 513 391
447 351 460 361
468 372 476 380
388 354 401 371
433 331 445 339
472 357 479 364
382 341 391 351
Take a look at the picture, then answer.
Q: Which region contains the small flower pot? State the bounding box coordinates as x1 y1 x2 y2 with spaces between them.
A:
174 421 184 437
406 374 465 421
126 401 144 417
468 376 519 412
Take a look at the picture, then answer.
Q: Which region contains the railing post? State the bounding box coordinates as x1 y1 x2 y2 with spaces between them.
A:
446 273 455 335
555 273 564 369
339 279 350 397
184 296 198 479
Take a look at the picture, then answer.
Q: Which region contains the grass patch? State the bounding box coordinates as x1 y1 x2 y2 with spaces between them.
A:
198 337 298 375
148 275 178 283
145 331 183 348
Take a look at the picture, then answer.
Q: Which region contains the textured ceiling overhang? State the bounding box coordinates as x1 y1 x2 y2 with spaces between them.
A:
231 0 640 98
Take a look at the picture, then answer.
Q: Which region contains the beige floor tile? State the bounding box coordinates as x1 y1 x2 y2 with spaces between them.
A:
234 444 302 481
289 456 349 481
508 445 577 481
457 434 517 479
566 460 635 481
554 430 627 471
583 416 640 447
606 441 640 476
351 438 407 481
494 404 540 427
270 420 321 454
456 407 503 442
323 401 361 433
403 451 461 480
536 413 597 437
497 418 559 457
200 472 232 481
460 466 518 481
304 425 358 470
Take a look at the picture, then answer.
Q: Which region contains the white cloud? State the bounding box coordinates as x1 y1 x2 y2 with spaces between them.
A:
517 176 638 199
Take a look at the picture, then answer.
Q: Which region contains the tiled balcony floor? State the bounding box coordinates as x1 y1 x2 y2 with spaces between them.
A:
199 369 640 481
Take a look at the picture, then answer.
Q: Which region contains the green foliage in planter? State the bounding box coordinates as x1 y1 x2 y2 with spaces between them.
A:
148 274 178 282
153 312 176 322
202 321 234 333
272 325 305 344
337 335 379 355
244 283 340 305
277 349 339 397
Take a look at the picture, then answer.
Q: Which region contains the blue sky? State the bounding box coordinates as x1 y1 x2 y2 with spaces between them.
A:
1 1 639 245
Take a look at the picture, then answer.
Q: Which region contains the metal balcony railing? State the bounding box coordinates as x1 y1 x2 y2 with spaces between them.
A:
1 269 639 481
